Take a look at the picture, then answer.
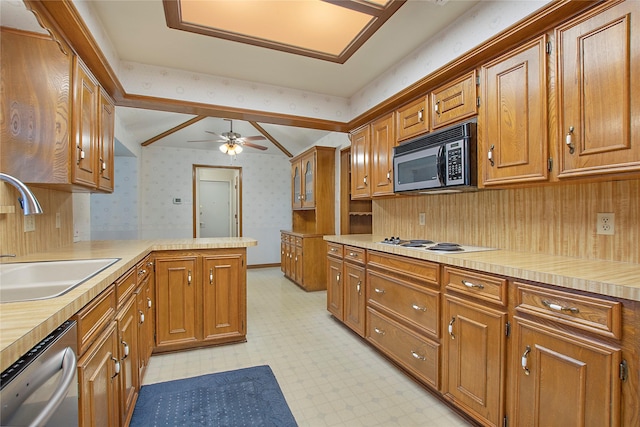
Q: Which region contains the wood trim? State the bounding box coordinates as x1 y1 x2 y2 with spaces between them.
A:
141 115 207 147
248 122 293 158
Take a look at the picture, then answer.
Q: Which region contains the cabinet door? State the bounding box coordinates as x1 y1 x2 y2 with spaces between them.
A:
397 96 429 142
202 254 244 339
97 90 114 192
294 244 303 284
371 113 396 197
443 294 507 427
431 71 477 129
350 125 371 199
556 0 640 179
291 162 302 208
72 57 99 189
480 35 549 187
301 152 316 208
344 262 366 336
280 235 287 273
326 256 344 320
136 276 154 383
512 317 621 427
155 256 198 346
117 296 139 426
77 322 120 427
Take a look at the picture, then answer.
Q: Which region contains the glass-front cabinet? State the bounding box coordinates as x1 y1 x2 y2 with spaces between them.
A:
292 151 316 209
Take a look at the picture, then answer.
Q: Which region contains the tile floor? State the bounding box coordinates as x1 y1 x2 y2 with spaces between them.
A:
142 267 471 426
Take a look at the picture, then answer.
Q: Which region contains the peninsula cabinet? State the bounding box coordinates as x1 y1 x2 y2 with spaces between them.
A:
153 249 247 353
556 0 640 181
0 28 115 192
430 70 478 130
396 96 429 142
281 232 326 291
442 267 508 427
479 35 549 187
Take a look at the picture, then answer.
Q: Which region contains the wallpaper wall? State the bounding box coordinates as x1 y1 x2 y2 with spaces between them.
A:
139 145 294 265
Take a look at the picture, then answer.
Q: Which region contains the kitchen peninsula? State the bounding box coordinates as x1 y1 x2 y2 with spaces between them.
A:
0 237 257 372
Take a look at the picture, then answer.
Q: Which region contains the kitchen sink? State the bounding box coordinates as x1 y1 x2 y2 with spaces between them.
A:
0 258 120 303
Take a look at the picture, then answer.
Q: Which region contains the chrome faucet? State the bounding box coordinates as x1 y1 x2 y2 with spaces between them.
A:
0 173 44 215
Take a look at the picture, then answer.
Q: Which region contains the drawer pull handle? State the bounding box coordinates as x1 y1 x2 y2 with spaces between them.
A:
448 317 455 339
542 300 579 314
462 280 484 290
187 270 192 285
111 358 120 378
412 304 427 312
374 327 385 336
356 281 362 295
348 252 358 257
411 351 426 361
121 340 129 359
139 310 145 324
374 288 385 295
147 297 152 309
336 273 341 282
209 268 214 285
330 248 338 252
522 345 531 375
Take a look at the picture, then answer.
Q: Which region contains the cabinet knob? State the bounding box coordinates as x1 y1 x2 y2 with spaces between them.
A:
566 126 575 154
374 327 385 336
187 270 192 285
411 304 427 312
374 288 385 295
147 297 152 309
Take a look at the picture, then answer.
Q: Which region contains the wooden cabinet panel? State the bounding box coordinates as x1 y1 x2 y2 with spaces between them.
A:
443 266 508 307
480 35 549 186
326 255 344 320
97 90 115 192
370 113 396 197
75 285 116 355
431 71 477 129
397 96 429 142
291 151 316 209
135 276 154 383
367 269 440 338
77 321 120 427
556 0 640 179
344 262 366 336
350 125 371 199
72 57 99 188
367 251 439 285
116 296 139 426
281 232 327 291
202 254 244 340
368 308 440 390
512 316 621 426
155 256 198 347
443 294 507 427
115 267 136 309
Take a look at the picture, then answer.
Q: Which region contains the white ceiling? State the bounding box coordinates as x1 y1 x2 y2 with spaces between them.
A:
2 0 479 157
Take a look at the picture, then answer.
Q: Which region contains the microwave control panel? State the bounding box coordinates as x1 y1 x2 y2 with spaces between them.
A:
445 141 465 185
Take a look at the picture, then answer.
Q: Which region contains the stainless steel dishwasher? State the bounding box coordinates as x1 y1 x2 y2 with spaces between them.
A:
1 320 79 426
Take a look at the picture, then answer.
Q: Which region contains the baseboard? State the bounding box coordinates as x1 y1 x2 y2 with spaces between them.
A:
247 263 281 269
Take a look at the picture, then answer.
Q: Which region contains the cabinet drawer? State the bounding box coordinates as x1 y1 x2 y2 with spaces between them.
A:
115 266 137 307
515 282 622 339
397 96 429 142
367 269 439 338
74 284 116 355
367 251 439 285
294 237 303 246
443 266 507 306
344 246 365 264
281 233 289 243
367 308 440 390
327 242 343 258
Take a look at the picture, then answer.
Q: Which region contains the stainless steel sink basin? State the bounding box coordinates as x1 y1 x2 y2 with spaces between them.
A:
0 258 120 303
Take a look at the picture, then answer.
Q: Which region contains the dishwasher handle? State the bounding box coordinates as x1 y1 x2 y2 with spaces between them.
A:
28 347 77 427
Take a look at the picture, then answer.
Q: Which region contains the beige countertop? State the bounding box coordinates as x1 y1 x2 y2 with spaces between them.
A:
0 238 257 372
324 234 640 302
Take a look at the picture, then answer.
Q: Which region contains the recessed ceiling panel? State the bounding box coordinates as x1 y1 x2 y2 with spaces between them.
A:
165 0 406 63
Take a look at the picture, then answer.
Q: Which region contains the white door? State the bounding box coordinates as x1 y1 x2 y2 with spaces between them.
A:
199 180 231 237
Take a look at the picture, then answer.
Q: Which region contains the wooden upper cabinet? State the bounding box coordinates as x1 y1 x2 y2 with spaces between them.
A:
479 35 549 187
396 96 429 142
431 70 478 129
98 90 115 192
370 113 396 197
72 57 99 189
556 0 640 180
291 150 317 209
350 125 371 199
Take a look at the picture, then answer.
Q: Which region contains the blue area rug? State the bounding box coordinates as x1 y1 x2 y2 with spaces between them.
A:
130 365 297 427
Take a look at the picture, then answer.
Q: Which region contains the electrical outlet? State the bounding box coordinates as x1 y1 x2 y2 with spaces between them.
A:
56 212 61 229
419 212 426 226
24 215 35 232
597 213 615 235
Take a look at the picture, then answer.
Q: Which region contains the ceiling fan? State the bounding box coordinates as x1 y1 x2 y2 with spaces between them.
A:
188 119 268 155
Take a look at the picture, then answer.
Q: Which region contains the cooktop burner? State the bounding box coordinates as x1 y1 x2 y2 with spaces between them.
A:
378 237 497 253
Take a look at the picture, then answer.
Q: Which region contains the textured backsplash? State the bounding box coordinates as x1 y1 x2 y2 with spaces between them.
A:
373 179 639 264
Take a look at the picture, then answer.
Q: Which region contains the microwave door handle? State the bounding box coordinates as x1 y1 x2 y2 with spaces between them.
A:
436 145 446 186
28 347 77 427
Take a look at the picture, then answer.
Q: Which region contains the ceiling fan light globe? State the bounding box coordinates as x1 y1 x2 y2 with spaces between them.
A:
219 143 229 154
235 145 243 154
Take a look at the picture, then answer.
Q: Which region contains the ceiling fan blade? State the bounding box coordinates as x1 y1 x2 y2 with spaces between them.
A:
187 139 223 143
205 131 228 140
243 141 268 151
242 135 267 141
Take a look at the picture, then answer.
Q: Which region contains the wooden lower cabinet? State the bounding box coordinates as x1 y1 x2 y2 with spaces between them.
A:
512 317 621 427
326 252 344 320
116 295 139 426
154 249 247 352
77 321 120 427
343 261 366 336
281 232 327 291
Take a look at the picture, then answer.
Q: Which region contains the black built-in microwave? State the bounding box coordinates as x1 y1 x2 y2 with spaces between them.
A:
393 120 476 193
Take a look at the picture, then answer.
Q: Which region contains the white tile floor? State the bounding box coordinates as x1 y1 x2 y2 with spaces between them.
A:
142 267 471 426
